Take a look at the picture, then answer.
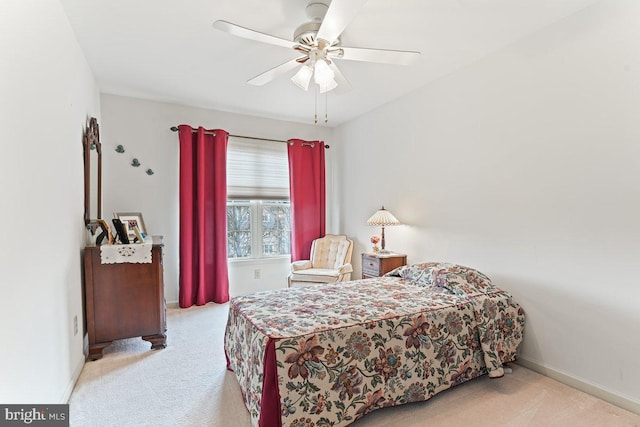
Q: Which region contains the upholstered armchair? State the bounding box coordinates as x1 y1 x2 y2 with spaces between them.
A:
288 234 354 287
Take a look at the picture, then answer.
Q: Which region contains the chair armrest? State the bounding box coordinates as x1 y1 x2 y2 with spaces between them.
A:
338 263 353 274
291 260 312 272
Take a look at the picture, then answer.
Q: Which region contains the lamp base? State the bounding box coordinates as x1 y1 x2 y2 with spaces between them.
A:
377 249 392 255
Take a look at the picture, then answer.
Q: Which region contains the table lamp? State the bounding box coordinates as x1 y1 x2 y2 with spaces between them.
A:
366 206 400 254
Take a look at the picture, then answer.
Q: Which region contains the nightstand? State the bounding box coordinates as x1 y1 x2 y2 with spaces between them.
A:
361 253 407 279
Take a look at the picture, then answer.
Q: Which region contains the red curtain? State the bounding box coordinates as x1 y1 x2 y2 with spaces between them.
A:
178 125 229 307
287 139 326 261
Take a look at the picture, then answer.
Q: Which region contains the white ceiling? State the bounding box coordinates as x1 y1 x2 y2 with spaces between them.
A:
60 0 597 127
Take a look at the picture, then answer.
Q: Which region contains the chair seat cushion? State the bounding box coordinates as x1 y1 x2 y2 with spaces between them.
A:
289 268 341 283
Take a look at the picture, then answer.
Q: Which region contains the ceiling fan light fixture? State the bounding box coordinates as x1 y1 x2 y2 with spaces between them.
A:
314 59 335 86
319 77 338 94
291 64 313 91
213 0 422 104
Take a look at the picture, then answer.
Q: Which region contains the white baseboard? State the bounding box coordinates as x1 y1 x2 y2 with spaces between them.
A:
61 356 85 403
516 357 640 415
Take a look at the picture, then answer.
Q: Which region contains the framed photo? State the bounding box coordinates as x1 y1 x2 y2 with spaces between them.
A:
96 219 114 245
114 212 147 243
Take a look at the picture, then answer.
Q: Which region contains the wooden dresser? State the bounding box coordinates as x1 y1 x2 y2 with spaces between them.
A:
361 253 408 279
83 243 166 360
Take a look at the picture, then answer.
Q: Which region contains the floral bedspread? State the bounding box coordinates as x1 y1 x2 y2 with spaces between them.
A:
224 263 525 427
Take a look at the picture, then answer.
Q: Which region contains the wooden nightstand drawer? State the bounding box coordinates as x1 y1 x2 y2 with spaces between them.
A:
361 253 407 279
362 256 380 276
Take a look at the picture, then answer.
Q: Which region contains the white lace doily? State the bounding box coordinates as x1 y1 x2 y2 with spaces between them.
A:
100 242 153 264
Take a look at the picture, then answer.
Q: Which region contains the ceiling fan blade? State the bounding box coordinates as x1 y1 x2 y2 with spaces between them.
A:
332 46 421 66
316 0 369 45
213 20 296 50
328 62 351 93
247 57 306 86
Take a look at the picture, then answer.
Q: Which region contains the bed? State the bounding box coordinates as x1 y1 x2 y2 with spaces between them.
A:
224 262 525 427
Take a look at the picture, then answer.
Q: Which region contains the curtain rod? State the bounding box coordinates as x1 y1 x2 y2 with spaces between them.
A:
169 126 330 149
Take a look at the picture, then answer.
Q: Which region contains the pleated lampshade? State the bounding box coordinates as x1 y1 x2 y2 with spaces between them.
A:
366 206 399 226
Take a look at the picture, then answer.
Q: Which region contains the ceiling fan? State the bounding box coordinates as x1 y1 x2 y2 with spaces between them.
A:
213 0 421 94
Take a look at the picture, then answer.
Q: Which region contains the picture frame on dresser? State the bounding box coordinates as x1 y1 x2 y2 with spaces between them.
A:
111 218 130 244
95 219 114 245
115 212 147 242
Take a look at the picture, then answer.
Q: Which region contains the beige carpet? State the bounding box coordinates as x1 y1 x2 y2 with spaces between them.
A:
69 303 640 427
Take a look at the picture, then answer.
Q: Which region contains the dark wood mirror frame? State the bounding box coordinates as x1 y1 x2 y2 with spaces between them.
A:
84 117 102 226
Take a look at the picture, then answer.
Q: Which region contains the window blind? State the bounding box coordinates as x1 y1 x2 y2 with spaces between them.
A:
226 136 289 200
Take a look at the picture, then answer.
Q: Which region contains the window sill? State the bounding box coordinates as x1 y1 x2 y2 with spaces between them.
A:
228 256 290 266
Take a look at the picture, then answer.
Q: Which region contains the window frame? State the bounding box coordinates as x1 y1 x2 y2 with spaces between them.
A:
227 199 291 262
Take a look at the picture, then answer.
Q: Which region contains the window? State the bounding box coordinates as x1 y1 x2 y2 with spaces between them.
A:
226 201 251 258
261 201 291 256
226 136 290 260
227 200 290 259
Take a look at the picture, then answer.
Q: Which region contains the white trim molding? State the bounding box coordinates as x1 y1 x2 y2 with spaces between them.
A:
62 357 85 403
516 357 640 416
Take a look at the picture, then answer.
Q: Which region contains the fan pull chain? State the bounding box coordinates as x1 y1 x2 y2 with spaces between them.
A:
325 92 328 123
314 86 318 124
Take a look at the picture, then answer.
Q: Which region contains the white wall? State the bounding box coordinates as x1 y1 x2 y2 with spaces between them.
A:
335 0 640 411
0 0 100 403
100 94 335 302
